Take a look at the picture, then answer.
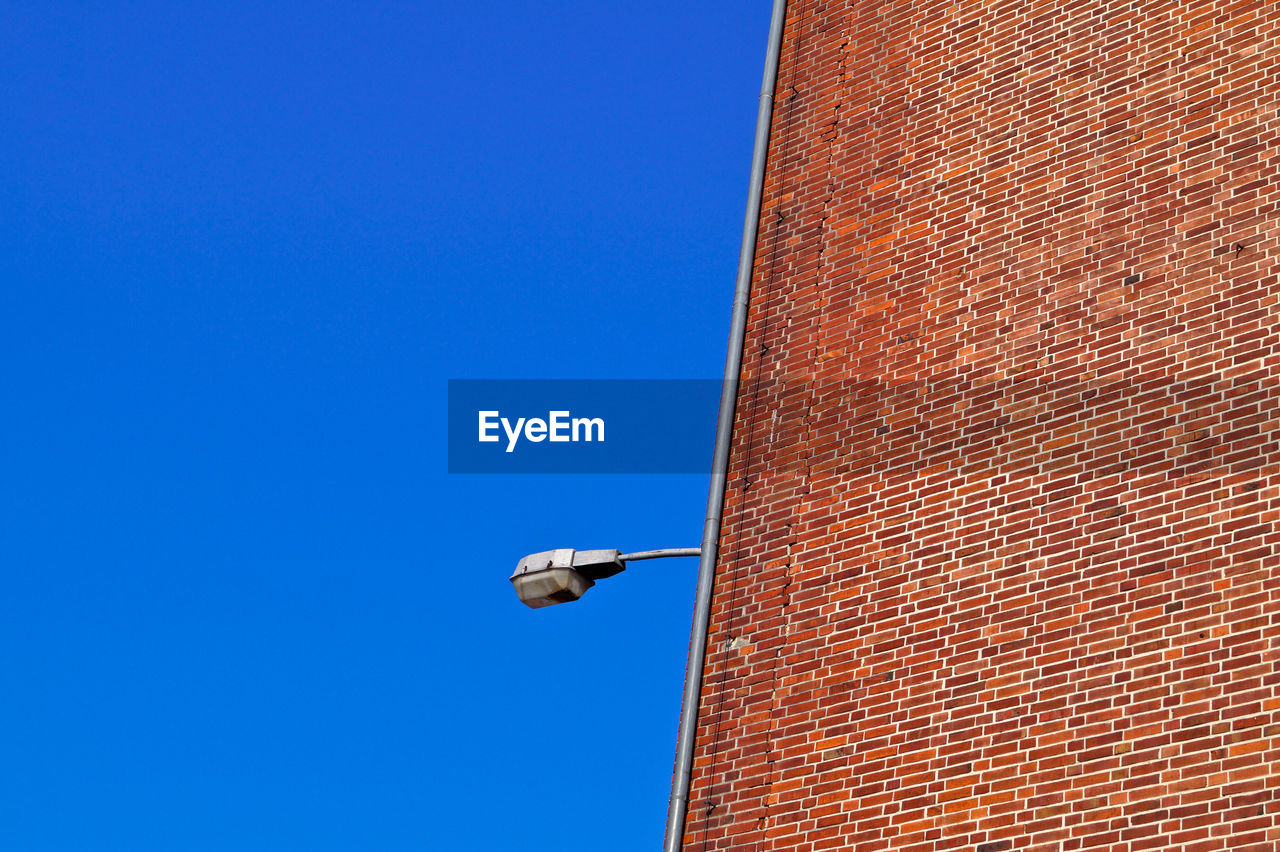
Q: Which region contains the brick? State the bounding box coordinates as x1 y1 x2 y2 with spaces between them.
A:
681 0 1280 848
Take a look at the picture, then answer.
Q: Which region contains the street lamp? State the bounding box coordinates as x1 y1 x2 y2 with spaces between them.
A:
508 3 787 849
511 547 701 609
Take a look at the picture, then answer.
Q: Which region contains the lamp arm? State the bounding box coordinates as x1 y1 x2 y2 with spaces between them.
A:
619 548 702 563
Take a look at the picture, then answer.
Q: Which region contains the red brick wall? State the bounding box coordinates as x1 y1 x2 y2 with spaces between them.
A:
685 1 1280 849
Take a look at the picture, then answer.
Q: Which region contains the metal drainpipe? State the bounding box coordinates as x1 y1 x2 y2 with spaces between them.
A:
663 1 789 849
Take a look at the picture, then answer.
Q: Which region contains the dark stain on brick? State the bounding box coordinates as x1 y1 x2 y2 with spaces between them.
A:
976 842 1011 852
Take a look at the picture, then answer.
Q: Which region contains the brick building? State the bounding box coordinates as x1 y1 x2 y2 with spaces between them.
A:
684 1 1280 849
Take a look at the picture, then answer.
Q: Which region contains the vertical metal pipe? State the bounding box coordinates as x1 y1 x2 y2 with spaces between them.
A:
663 1 788 849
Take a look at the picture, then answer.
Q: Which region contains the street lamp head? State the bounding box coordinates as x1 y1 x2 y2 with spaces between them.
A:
510 548 625 609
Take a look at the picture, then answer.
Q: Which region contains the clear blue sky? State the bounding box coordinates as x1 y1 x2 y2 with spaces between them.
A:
1 2 769 849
